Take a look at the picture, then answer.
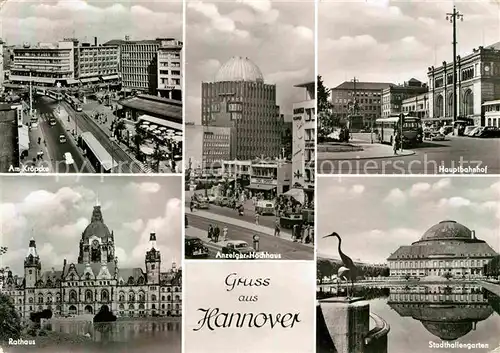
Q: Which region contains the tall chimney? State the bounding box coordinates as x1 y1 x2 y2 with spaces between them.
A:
94 37 97 46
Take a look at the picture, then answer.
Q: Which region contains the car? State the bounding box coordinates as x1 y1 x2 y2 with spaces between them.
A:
463 126 477 136
471 127 485 137
467 127 482 137
49 118 56 126
207 194 216 203
59 135 67 143
221 240 256 259
193 199 209 209
64 152 74 165
429 133 446 141
256 200 275 215
185 235 209 258
30 122 38 129
215 196 229 207
439 126 453 135
477 126 500 138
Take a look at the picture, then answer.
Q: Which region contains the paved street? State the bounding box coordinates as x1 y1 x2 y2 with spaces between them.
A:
57 99 143 173
33 98 91 173
185 199 292 234
318 136 500 174
186 213 313 260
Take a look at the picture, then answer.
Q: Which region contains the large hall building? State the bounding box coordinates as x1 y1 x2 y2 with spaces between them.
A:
387 220 497 278
1 204 182 319
201 56 283 161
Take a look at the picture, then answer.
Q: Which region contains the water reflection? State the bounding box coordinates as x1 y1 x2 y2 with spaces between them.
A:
50 320 181 343
387 285 493 341
317 284 500 353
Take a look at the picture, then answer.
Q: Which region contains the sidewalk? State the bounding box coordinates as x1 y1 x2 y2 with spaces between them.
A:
317 141 415 161
185 226 228 251
23 112 52 169
82 99 173 173
186 207 311 246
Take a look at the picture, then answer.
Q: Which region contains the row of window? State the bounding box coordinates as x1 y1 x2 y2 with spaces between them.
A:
159 70 181 76
159 61 181 68
160 78 181 85
15 52 70 58
389 258 490 268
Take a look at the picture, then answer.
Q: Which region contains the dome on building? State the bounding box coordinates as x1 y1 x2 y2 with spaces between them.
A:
82 206 112 240
215 56 264 83
419 220 472 242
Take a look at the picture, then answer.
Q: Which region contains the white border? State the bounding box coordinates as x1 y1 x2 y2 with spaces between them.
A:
313 0 319 349
181 0 187 351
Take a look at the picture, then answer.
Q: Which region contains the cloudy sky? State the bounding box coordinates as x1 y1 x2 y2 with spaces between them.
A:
317 177 500 264
319 0 500 89
185 0 314 123
0 176 182 275
1 0 181 45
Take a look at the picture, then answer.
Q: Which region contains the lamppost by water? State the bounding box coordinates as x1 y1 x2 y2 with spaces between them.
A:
446 6 464 122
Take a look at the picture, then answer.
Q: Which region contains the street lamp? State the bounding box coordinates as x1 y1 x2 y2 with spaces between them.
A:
446 6 464 122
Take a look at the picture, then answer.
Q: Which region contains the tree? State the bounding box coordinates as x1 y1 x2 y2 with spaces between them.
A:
93 305 117 323
317 75 341 139
0 247 22 342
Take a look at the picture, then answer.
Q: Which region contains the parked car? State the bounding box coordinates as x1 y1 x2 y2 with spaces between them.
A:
49 118 56 126
477 126 500 138
193 199 209 209
464 126 478 136
471 127 485 137
467 127 482 137
207 194 217 203
64 152 74 165
439 126 453 135
429 132 446 141
221 240 256 258
185 235 209 259
59 134 67 143
215 196 229 207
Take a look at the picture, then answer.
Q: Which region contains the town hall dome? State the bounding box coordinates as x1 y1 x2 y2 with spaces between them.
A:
215 56 264 83
82 205 112 240
419 220 472 242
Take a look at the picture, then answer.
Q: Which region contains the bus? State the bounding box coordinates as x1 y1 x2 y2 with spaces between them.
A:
376 115 423 146
35 88 46 96
46 90 62 101
70 97 82 112
78 132 116 173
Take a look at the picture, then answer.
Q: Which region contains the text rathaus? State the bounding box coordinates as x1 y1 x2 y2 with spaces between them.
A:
1 205 182 318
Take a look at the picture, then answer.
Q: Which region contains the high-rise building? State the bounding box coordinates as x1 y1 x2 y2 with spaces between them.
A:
292 81 315 198
201 56 283 160
10 41 77 86
157 39 183 101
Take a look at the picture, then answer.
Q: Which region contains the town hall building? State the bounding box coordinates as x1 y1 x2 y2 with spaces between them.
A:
2 204 182 319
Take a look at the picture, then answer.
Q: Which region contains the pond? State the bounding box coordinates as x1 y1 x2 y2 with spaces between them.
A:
6 319 181 353
317 284 500 353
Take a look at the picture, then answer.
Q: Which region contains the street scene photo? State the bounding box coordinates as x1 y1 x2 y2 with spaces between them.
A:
0 1 183 174
0 175 182 353
318 1 500 174
316 176 500 353
184 0 315 260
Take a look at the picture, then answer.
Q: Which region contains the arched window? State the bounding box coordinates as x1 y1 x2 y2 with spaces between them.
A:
85 273 91 280
47 293 53 304
151 294 157 301
463 89 473 116
167 295 171 301
139 303 145 310
161 295 165 301
436 95 444 118
129 292 135 302
119 304 124 310
137 277 144 285
175 295 180 301
127 276 135 285
119 292 125 302
128 303 135 310
101 289 109 302
138 293 145 302
69 290 77 303
38 293 43 304
29 297 33 304
446 93 453 117
85 290 93 302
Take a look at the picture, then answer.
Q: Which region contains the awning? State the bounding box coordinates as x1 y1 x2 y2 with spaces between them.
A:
102 75 119 80
11 76 55 84
245 184 276 191
284 188 305 205
138 114 182 131
80 77 99 83
18 126 30 151
65 78 79 85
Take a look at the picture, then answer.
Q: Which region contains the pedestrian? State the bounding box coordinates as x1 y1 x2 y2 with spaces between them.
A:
208 225 213 241
190 200 194 212
255 213 260 225
393 131 400 155
274 219 281 237
223 226 228 241
214 225 220 243
292 224 298 242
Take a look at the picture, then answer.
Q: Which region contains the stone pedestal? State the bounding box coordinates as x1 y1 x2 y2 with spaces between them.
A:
319 297 370 353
